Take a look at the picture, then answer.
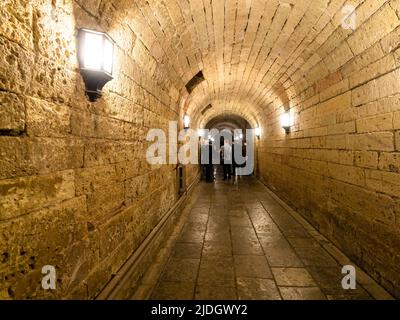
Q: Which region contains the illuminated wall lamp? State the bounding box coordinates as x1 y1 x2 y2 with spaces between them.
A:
281 112 291 134
77 29 114 102
183 115 190 130
255 127 261 139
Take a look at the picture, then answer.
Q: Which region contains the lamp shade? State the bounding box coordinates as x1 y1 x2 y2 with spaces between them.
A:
77 29 114 101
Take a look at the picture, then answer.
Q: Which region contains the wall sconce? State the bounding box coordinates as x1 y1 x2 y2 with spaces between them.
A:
77 29 114 102
255 127 261 139
281 111 291 134
183 115 190 129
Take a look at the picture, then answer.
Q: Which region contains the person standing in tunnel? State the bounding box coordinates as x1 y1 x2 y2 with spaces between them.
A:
232 139 240 178
200 138 208 181
205 140 214 182
221 139 233 180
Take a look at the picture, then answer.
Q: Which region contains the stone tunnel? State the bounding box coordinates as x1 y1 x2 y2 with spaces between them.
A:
1 0 400 300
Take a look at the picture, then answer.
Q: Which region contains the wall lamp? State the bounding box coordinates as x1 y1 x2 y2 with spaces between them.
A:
255 127 261 139
77 29 114 102
183 115 190 130
281 111 291 134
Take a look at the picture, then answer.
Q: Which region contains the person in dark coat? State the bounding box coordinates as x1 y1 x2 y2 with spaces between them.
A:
221 139 232 180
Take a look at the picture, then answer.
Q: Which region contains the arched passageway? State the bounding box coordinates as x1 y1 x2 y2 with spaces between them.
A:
0 0 399 300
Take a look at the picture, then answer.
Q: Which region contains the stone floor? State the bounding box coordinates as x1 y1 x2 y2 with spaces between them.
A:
131 170 393 300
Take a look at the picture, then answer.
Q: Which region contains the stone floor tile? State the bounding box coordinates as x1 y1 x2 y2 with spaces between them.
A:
205 230 231 243
184 221 208 232
202 241 232 257
232 239 264 255
187 213 209 224
279 287 326 300
236 278 281 300
258 232 291 249
151 282 195 300
210 207 228 216
208 215 230 224
234 255 273 279
206 223 230 234
172 243 203 259
190 208 210 215
272 268 316 287
228 209 248 217
178 229 205 243
197 257 235 287
195 286 237 300
160 259 200 282
229 216 253 227
264 247 304 267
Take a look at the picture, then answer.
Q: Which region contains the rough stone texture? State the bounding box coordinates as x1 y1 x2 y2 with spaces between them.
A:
0 0 196 299
1 0 400 299
255 1 400 298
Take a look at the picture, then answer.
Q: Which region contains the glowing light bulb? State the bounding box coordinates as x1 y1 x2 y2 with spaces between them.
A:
77 29 114 101
281 112 291 133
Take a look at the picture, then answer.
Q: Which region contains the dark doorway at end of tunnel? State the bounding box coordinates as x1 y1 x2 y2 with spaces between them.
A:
200 114 253 183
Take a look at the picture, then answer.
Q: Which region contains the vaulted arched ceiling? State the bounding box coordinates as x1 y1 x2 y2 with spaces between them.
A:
205 114 251 131
94 0 385 130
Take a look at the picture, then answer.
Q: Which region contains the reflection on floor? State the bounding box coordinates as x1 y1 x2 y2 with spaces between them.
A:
131 171 393 300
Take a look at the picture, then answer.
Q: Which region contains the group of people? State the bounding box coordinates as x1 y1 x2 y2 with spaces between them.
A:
201 139 244 182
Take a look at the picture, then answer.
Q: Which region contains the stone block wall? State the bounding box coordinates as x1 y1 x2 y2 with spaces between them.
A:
0 0 197 299
1 0 399 300
258 0 400 297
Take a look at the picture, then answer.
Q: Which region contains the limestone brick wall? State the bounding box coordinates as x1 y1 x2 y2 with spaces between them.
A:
0 0 197 299
1 0 400 299
258 0 400 297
